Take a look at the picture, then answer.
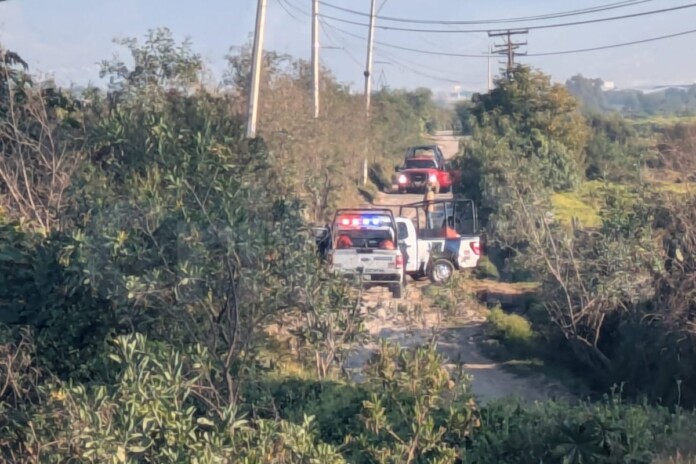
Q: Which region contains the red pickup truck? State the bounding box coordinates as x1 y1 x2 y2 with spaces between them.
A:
395 156 456 194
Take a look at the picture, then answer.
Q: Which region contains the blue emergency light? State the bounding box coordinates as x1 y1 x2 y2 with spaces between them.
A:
338 215 386 227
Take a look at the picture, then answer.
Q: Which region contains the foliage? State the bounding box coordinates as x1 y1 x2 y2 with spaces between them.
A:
1 333 347 463
0 222 116 380
486 307 535 348
584 112 648 182
473 255 500 281
4 27 696 463
566 74 607 113
456 65 589 237
100 27 203 94
348 341 480 463
551 190 602 229
469 393 693 464
651 121 696 177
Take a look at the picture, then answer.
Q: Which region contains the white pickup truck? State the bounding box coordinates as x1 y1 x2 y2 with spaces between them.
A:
327 208 406 298
321 199 481 293
392 197 481 284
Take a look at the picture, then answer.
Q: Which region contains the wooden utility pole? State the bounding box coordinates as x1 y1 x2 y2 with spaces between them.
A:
488 29 528 76
364 0 377 117
311 0 320 118
246 0 268 138
487 45 492 91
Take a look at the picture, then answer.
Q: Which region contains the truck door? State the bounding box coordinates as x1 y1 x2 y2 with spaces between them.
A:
397 219 418 272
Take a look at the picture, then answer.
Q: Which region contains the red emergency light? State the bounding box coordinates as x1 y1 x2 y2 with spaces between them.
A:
336 214 388 227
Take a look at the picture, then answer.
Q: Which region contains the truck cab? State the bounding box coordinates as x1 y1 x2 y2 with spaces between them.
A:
395 145 460 194
394 198 481 284
327 209 406 298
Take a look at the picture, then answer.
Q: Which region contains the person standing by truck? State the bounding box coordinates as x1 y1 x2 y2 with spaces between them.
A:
424 179 438 229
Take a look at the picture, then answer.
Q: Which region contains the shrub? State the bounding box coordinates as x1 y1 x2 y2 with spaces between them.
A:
486 307 535 347
468 394 695 464
474 255 500 281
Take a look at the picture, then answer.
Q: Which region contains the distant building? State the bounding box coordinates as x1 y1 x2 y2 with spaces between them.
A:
601 81 615 91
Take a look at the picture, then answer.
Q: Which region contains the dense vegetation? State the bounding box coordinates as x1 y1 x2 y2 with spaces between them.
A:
0 28 695 462
456 65 696 413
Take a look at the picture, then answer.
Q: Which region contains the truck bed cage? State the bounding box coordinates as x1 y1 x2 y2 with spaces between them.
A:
377 197 479 236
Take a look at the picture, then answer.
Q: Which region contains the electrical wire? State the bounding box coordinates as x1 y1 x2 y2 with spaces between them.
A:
276 0 304 23
319 20 364 68
282 0 311 17
323 22 488 57
373 48 473 84
528 25 696 55
318 2 696 34
375 55 463 84
322 20 696 58
318 0 657 25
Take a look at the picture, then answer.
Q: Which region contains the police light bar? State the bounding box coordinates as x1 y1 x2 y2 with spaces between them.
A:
336 214 390 227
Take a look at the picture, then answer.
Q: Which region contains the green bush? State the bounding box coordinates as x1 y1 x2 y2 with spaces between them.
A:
0 222 118 381
474 255 500 281
468 393 696 464
242 377 368 445
487 307 535 347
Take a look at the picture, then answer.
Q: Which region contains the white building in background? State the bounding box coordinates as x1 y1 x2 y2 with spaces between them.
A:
602 81 616 91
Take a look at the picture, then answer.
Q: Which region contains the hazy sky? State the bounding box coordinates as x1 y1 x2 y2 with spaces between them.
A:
2 0 695 93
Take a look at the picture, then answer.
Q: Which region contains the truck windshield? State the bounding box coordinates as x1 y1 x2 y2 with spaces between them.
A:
405 159 437 169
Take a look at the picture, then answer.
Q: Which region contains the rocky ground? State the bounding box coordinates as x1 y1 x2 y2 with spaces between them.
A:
342 283 572 404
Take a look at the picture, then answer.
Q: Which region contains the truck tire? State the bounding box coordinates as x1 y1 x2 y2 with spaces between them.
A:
391 283 404 299
428 258 455 285
441 185 451 194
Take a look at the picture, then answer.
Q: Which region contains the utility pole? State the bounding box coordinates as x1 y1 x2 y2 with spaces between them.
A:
246 0 268 138
487 45 492 91
311 0 320 118
364 0 377 117
488 29 528 76
361 0 378 185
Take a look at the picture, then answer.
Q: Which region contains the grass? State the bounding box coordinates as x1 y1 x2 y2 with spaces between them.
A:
629 115 696 128
551 190 601 228
652 180 696 195
551 175 694 229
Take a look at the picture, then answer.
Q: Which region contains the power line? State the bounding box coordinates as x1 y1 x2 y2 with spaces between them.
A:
318 0 657 25
282 0 310 17
529 25 696 55
322 21 696 58
324 22 486 57
321 18 482 81
318 2 696 34
374 50 464 84
276 0 304 23
319 20 365 68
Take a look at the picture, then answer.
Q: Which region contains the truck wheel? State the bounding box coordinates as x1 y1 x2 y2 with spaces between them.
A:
441 185 451 194
429 259 455 285
391 283 404 299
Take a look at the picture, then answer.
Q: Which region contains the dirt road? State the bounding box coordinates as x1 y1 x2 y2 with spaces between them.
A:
369 131 460 216
347 132 571 404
